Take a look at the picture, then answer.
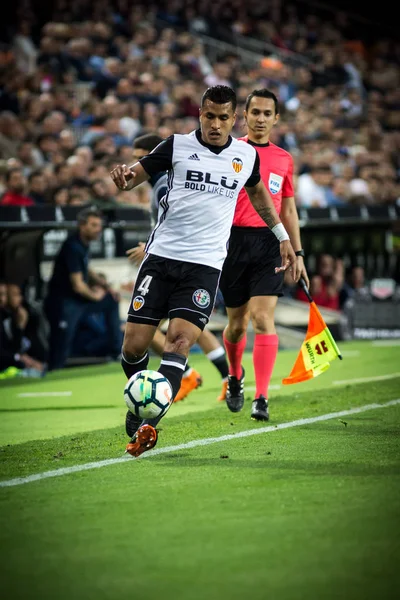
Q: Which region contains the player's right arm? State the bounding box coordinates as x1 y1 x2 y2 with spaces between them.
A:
126 242 146 265
110 136 174 191
110 161 149 191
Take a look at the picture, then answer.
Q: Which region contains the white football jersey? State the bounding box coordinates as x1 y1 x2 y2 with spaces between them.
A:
140 130 260 270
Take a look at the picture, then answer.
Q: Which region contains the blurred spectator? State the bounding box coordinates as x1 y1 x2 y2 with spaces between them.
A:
6 283 48 367
51 185 70 206
69 177 92 204
0 112 25 159
0 281 47 375
296 254 344 310
94 57 122 98
44 206 122 370
17 141 44 174
296 165 332 208
28 170 48 204
68 193 88 206
0 168 34 206
325 177 350 206
339 265 367 308
89 178 118 209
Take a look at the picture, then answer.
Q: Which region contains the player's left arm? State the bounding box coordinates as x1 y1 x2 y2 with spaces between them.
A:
245 179 299 281
280 195 310 288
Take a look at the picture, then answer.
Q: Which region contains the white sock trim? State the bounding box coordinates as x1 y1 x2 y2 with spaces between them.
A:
160 359 186 371
207 346 225 361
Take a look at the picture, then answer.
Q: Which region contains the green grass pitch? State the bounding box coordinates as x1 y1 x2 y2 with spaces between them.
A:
0 340 399 600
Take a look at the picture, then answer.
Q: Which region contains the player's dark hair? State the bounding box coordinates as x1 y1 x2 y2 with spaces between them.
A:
245 89 279 114
133 133 164 153
77 206 103 225
201 86 237 111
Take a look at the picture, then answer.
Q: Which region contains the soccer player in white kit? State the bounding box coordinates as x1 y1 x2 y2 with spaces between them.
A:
110 85 299 457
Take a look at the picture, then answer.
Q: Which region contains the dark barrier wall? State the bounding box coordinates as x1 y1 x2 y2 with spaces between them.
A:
1 205 399 289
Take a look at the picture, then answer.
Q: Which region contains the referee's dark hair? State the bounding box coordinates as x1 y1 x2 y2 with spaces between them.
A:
133 133 163 153
77 206 103 225
245 89 279 115
201 85 237 112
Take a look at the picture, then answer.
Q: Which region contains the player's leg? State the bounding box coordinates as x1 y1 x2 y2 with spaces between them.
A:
127 318 202 457
172 362 203 402
166 259 220 405
197 328 229 401
123 255 169 442
122 255 169 378
122 321 159 439
150 327 167 355
223 304 250 412
122 321 158 378
248 295 279 421
150 320 203 403
159 317 202 402
126 259 220 457
175 326 228 403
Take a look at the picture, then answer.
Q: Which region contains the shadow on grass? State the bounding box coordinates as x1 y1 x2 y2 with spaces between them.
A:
0 364 122 388
0 405 117 413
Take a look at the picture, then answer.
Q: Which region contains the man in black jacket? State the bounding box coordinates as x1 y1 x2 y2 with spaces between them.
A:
44 207 122 370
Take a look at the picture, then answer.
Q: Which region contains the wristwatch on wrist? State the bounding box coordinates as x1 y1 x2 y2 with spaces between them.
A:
295 249 305 257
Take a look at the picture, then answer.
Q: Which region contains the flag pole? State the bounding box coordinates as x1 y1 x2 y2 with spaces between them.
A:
298 277 342 360
299 276 313 303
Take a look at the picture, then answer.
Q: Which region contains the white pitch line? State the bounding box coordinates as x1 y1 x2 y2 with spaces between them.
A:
17 392 72 398
372 340 400 347
1 399 399 489
333 373 400 386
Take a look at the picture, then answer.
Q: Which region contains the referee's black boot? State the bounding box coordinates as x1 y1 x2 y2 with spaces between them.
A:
251 396 269 421
226 368 245 413
125 410 141 438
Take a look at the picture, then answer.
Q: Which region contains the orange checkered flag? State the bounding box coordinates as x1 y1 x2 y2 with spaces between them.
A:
282 278 342 385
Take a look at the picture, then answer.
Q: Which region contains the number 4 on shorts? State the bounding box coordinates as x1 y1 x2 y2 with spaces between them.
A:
137 275 153 296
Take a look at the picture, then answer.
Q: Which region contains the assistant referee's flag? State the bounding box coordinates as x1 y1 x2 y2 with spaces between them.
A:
282 279 342 385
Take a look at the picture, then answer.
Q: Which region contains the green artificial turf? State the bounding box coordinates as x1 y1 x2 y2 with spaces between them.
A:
0 340 399 600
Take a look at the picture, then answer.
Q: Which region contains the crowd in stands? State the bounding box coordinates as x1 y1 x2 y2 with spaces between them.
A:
286 253 366 311
0 0 399 210
0 0 398 376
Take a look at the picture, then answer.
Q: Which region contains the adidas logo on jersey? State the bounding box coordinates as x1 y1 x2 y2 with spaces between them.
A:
188 153 200 160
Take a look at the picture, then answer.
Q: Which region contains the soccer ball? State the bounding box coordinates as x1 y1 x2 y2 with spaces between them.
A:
124 370 173 419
